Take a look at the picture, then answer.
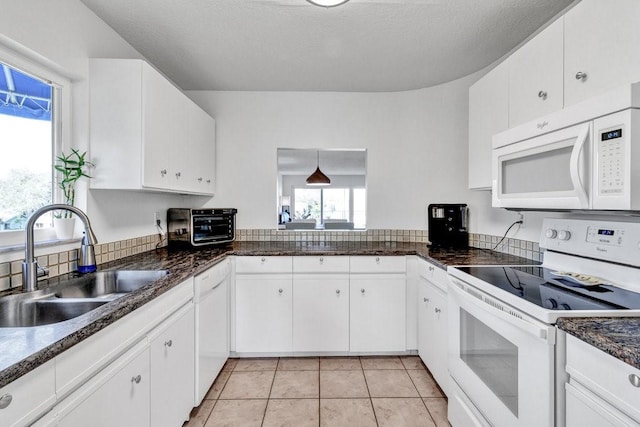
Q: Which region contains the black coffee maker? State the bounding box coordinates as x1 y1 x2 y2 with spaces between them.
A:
428 203 468 248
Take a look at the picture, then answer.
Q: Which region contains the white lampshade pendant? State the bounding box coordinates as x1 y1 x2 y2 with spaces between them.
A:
306 151 331 186
306 0 351 8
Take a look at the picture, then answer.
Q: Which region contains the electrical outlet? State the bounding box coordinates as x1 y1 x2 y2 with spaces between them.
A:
518 212 525 228
154 212 161 226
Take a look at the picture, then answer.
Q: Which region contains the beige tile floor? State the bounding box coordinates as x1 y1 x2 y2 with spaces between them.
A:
185 356 449 427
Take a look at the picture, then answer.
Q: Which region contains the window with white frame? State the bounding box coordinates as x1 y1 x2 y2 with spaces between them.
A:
0 46 68 246
0 62 54 231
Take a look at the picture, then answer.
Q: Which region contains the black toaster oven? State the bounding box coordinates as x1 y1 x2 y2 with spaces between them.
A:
167 208 237 247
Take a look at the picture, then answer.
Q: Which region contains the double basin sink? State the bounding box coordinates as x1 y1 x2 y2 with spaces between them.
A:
0 270 169 328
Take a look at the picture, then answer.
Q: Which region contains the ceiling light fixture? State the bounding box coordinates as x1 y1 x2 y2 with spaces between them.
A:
305 0 351 8
306 151 331 186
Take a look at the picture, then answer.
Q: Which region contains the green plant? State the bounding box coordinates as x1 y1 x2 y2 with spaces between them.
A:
54 149 93 218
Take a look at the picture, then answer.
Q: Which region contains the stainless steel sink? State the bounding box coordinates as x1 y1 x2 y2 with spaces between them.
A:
0 270 169 327
0 298 109 327
54 270 170 299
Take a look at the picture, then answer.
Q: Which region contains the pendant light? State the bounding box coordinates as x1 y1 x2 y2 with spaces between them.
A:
306 0 350 8
306 151 331 186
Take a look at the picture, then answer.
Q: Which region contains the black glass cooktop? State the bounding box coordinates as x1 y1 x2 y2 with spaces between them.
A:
457 266 640 311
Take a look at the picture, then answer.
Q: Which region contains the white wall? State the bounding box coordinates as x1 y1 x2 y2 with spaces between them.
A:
188 75 533 240
0 0 195 243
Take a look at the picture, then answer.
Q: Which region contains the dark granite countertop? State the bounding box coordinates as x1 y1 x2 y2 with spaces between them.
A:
557 317 640 371
0 241 535 388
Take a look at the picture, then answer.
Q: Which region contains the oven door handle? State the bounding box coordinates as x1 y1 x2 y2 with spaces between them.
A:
449 279 555 344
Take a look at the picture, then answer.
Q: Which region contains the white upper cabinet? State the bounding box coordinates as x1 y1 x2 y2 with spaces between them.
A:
90 59 216 196
564 0 640 106
468 62 509 190
508 18 564 127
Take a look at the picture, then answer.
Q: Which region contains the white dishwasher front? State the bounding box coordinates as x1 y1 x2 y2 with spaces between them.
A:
194 259 230 405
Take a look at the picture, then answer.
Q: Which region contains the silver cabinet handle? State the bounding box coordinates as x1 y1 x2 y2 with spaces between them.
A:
538 90 547 100
261 257 266 262
575 71 587 81
278 288 283 294
319 257 324 263
423 297 429 303
0 393 12 410
175 172 181 178
160 169 167 177
164 339 173 348
336 289 340 294
198 177 203 182
131 375 142 384
206 179 211 184
428 266 434 272
435 308 442 314
375 257 380 262
630 374 640 387
361 288 365 294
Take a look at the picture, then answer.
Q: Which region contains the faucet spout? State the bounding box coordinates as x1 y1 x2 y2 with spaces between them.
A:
22 204 98 292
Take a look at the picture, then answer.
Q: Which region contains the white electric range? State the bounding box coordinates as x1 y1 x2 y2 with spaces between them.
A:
446 217 640 427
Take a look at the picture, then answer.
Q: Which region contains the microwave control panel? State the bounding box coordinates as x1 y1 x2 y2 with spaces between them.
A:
597 124 625 195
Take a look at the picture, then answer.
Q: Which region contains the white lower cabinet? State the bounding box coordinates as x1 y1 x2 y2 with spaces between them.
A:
350 274 406 352
235 275 293 353
417 265 449 396
37 340 150 427
149 303 195 427
565 333 640 426
293 275 349 352
0 360 55 427
417 259 449 395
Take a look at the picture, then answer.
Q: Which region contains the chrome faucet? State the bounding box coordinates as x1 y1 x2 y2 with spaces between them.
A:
22 204 98 292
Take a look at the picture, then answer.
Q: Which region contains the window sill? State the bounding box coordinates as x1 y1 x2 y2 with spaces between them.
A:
0 238 82 262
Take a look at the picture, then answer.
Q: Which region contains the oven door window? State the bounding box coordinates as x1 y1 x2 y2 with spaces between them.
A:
193 216 230 241
460 309 518 417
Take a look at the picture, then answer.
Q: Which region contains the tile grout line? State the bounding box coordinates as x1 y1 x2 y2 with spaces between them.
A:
404 362 439 427
359 357 381 427
260 358 280 426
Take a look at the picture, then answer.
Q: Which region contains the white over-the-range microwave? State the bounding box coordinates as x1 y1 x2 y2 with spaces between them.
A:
492 82 640 211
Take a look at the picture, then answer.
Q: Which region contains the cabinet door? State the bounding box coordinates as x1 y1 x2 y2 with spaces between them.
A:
189 107 216 195
293 275 349 352
235 275 293 353
565 0 640 106
141 62 175 190
508 18 564 127
149 304 195 427
418 277 448 395
417 279 432 366
0 360 55 427
350 275 406 352
468 62 509 190
53 342 150 427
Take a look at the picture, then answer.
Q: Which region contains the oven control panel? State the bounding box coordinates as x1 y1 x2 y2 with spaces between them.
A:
541 217 640 268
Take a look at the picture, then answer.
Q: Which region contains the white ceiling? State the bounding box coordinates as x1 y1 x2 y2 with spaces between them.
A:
80 0 574 92
278 149 366 175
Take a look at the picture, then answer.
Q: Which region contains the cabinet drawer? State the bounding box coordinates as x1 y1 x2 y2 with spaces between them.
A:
0 360 55 427
566 334 640 422
417 259 447 292
293 256 349 273
235 256 292 274
350 256 406 274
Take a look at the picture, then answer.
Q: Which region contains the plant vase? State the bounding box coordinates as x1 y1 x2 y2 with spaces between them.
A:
53 217 76 240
